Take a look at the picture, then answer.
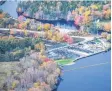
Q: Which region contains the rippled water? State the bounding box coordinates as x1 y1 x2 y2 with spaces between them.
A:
57 51 111 91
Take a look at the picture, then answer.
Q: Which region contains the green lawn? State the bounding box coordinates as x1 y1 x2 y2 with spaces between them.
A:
56 59 74 66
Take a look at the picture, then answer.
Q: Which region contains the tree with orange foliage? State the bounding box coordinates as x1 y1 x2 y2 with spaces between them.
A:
0 10 4 19
103 9 111 19
93 10 103 19
47 30 53 39
103 22 111 32
71 10 76 15
0 13 4 19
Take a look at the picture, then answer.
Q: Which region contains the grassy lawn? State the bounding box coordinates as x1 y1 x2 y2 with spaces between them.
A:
56 59 74 66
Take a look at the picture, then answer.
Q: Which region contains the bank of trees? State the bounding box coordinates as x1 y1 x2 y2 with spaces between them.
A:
17 1 111 20
0 9 19 28
2 54 61 91
0 37 41 61
17 1 111 36
0 37 38 53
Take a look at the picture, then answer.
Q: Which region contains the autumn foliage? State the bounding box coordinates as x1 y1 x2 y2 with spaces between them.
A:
4 55 61 91
0 13 4 19
43 23 51 30
103 22 111 32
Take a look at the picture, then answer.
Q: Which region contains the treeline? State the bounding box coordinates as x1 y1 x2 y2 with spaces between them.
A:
0 37 41 61
0 47 30 61
0 37 40 53
0 9 19 28
2 55 61 91
17 1 111 20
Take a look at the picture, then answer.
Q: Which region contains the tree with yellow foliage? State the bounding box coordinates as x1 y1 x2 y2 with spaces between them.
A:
33 82 40 88
106 34 111 42
52 29 62 42
47 30 53 39
52 35 57 42
84 10 91 17
77 6 85 14
37 25 42 31
90 4 98 10
43 23 51 30
35 42 45 52
23 29 28 36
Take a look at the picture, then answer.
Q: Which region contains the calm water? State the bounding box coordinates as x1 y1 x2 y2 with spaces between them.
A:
57 51 111 91
0 1 18 18
0 1 77 30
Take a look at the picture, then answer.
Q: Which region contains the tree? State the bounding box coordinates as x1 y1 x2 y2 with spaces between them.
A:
0 10 4 19
43 24 51 30
106 34 111 42
101 32 108 38
103 22 111 32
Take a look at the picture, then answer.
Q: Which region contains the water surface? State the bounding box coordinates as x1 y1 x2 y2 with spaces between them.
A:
0 1 18 18
57 51 111 91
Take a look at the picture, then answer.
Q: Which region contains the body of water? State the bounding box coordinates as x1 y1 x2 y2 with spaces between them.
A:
0 2 111 91
0 1 18 18
57 51 111 91
0 1 78 30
